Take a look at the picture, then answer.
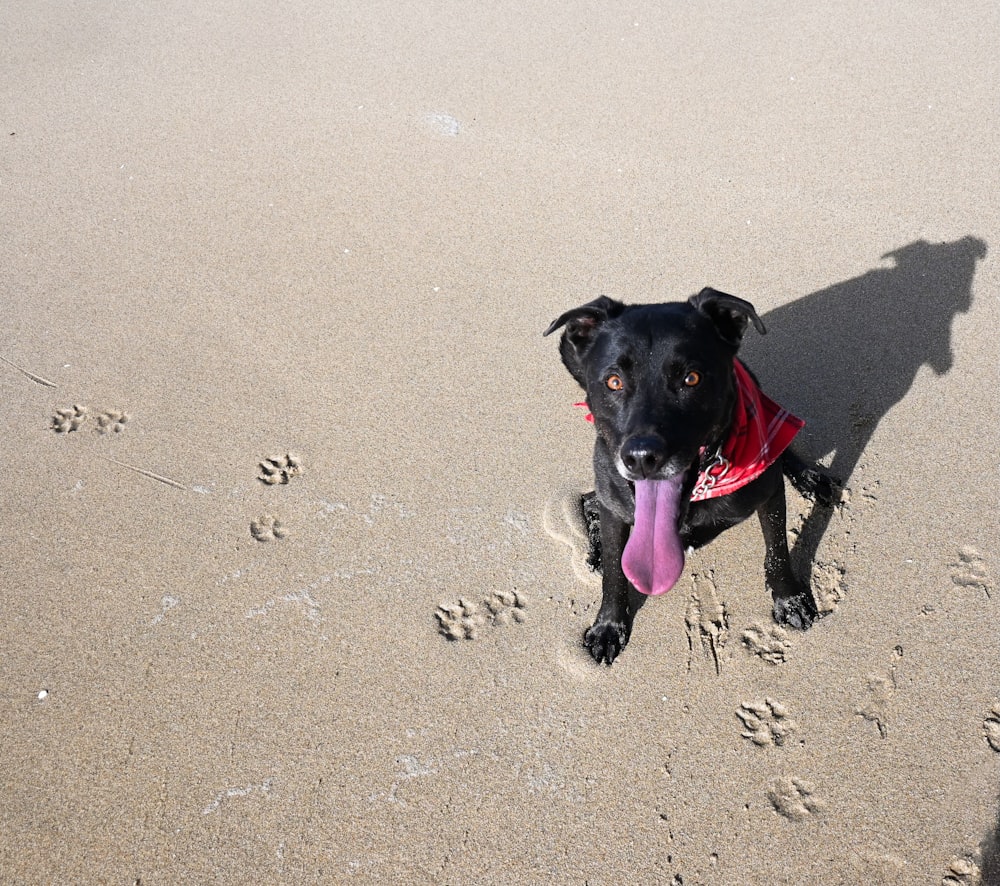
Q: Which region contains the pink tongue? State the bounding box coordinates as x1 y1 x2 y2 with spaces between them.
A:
622 477 686 596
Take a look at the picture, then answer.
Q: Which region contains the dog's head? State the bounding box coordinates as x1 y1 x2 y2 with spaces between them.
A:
544 288 766 483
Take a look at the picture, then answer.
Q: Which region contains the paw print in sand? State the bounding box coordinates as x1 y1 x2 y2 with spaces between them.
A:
941 855 982 886
485 589 527 626
685 571 728 674
250 515 289 542
951 546 993 599
742 622 792 665
258 453 302 485
812 560 846 614
436 590 529 640
52 405 129 434
435 599 483 640
95 409 129 434
737 698 799 747
767 776 824 821
51 404 88 433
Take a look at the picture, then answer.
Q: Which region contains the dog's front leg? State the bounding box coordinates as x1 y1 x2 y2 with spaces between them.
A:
757 477 818 630
584 502 646 665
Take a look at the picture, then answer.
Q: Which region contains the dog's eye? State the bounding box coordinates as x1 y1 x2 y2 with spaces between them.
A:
606 374 624 391
683 370 702 387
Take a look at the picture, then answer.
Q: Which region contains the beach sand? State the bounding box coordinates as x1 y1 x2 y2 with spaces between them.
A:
2 2 999 883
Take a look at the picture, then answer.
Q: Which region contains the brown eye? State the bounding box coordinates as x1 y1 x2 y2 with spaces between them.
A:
606 374 624 391
683 370 701 387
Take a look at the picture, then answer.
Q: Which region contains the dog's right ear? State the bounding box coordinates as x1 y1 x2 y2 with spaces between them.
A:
544 296 625 386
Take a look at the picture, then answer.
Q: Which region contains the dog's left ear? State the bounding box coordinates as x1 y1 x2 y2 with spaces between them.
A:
689 287 767 346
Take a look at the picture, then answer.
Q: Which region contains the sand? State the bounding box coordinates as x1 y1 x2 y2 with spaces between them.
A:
2 1 999 883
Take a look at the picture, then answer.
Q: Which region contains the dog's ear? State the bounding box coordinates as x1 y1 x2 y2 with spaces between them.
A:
689 287 766 346
544 296 625 387
544 295 624 343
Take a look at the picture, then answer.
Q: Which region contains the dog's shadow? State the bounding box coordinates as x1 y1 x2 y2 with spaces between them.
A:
741 235 987 567
981 796 1000 886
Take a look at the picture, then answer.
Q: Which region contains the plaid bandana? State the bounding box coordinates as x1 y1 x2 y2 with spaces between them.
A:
575 359 803 501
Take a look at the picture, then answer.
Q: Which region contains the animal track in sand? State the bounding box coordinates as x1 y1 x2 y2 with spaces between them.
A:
812 560 846 614
250 515 289 542
857 478 881 503
95 408 129 434
51 404 88 433
984 703 1000 752
435 598 483 641
741 622 792 664
950 546 993 599
855 645 903 738
941 854 982 886
685 571 729 674
436 590 529 640
484 589 527 626
767 776 824 821
736 698 799 747
258 453 302 485
52 404 130 434
539 488 600 616
542 485 602 585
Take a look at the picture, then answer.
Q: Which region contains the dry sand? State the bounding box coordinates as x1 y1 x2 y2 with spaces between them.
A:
2 1 999 883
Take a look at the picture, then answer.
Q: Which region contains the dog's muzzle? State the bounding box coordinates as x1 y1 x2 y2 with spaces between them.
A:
617 435 691 482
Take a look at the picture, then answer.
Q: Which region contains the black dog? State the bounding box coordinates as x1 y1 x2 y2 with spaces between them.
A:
545 288 837 665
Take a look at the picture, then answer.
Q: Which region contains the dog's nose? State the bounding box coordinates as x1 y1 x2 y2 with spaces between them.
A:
620 435 669 479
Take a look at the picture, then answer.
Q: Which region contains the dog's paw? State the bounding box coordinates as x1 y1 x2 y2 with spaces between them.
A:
583 618 631 665
785 457 843 507
772 591 818 630
803 470 842 507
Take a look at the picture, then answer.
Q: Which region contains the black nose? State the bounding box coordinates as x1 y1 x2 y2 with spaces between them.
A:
620 435 668 479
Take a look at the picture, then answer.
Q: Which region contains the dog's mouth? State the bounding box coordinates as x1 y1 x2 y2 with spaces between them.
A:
622 476 687 596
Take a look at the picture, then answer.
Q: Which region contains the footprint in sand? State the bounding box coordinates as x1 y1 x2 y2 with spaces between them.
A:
250 515 289 543
436 590 528 640
858 479 881 503
52 405 130 434
484 589 528 626
767 776 824 821
941 854 982 886
95 408 129 434
51 404 88 433
951 547 993 599
737 698 799 747
435 598 483 641
742 622 792 664
855 645 903 738
542 485 602 585
258 453 303 485
812 560 846 614
685 571 729 674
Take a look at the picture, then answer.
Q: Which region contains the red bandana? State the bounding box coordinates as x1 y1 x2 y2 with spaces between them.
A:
574 359 804 501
